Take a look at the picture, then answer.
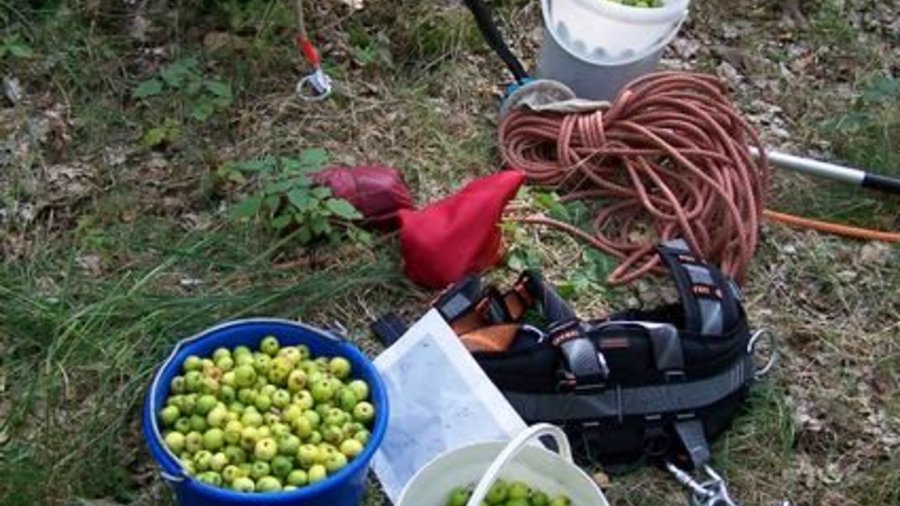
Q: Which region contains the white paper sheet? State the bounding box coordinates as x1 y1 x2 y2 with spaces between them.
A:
372 309 527 503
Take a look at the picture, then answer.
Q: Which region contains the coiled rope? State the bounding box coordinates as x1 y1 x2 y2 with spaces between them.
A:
501 72 769 285
500 71 900 286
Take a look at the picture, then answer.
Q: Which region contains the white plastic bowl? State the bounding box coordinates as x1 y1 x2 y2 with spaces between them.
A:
543 0 690 65
397 424 609 506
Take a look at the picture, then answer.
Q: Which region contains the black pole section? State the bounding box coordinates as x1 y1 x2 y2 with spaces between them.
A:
462 0 530 83
861 172 900 195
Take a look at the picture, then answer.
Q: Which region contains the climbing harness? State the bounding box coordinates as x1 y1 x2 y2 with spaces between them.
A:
373 239 790 505
294 0 333 101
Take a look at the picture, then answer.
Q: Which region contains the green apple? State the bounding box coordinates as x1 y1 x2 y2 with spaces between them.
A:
282 405 303 424
222 464 241 483
254 393 272 412
278 346 301 365
278 434 301 456
209 452 229 472
352 402 375 423
270 455 293 478
339 439 364 459
286 469 308 487
530 491 549 506
233 365 257 388
224 420 243 444
194 450 213 471
296 444 319 468
254 437 278 461
328 357 352 379
286 370 308 393
164 431 186 453
508 482 530 500
353 429 370 445
183 355 203 372
240 426 260 450
293 390 314 410
256 476 282 492
160 405 181 426
185 371 204 393
486 480 508 504
338 388 358 412
195 394 218 415
241 410 263 428
447 486 471 506
260 336 280 356
206 404 228 428
347 379 369 401
185 431 204 453
224 445 247 465
254 353 272 375
203 428 225 451
324 450 348 473
307 464 327 484
170 376 186 394
231 476 255 492
250 460 271 479
310 380 335 402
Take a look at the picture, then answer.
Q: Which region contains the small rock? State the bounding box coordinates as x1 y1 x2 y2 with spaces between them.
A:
76 254 103 276
716 61 743 87
2 76 22 105
203 32 250 52
592 471 611 488
860 243 891 265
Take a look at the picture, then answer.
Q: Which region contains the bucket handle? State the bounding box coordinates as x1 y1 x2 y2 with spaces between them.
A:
465 424 573 506
541 0 689 66
147 317 343 480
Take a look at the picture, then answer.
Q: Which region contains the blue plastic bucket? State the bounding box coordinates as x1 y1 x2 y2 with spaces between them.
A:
142 318 389 506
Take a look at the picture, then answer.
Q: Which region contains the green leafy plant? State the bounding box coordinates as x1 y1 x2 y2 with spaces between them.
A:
556 249 616 299
0 34 34 59
133 57 233 121
140 117 182 148
222 149 370 246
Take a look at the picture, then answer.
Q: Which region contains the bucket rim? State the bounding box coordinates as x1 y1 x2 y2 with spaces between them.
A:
143 317 389 499
551 0 691 24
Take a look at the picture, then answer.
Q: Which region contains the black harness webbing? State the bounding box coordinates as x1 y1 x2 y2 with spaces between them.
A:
505 354 753 421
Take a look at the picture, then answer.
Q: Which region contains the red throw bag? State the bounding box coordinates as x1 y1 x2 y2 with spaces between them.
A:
311 165 415 231
399 170 526 288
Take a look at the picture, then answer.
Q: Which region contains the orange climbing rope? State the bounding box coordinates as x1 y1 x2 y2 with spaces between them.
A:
499 71 898 286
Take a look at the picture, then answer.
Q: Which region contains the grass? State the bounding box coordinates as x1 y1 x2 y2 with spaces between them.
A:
1 0 899 505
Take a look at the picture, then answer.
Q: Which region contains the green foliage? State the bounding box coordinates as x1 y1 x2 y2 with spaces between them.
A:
133 57 234 122
825 76 900 176
0 34 34 59
140 117 182 148
556 249 616 300
221 149 369 246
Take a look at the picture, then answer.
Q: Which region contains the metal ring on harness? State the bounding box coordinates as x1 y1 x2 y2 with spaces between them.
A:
296 68 333 102
748 328 778 380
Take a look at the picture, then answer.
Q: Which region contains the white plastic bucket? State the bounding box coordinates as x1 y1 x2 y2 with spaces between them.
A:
397 424 609 506
537 0 690 100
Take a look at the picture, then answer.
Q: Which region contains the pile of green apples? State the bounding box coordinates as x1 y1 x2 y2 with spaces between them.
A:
446 480 573 506
158 336 376 493
606 0 664 7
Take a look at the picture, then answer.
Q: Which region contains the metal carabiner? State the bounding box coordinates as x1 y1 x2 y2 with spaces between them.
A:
747 328 779 380
296 68 333 102
666 463 740 506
